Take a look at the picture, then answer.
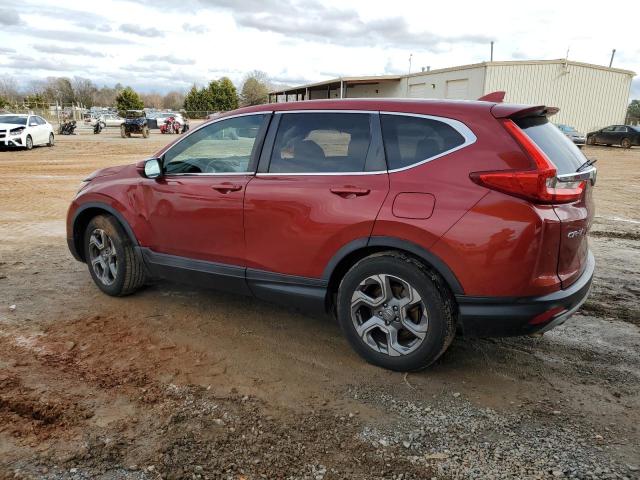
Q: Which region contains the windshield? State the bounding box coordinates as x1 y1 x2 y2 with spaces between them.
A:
630 126 640 133
0 115 27 125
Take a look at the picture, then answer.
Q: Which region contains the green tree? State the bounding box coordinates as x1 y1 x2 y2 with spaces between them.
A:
0 96 8 109
115 86 144 113
628 100 640 121
240 70 270 106
184 85 208 114
217 77 239 110
24 93 47 108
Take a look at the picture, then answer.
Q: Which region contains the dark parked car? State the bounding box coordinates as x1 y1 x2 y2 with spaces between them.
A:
556 124 586 148
587 125 640 148
120 110 149 138
67 99 595 371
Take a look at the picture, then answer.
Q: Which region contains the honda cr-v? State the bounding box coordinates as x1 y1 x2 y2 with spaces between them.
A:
67 99 595 371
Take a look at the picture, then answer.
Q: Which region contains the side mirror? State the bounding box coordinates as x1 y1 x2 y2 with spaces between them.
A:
144 158 163 179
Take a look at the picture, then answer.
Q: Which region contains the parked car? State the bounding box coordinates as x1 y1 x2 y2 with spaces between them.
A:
587 125 640 148
0 114 54 149
555 124 586 148
66 99 596 371
119 110 149 138
99 113 125 128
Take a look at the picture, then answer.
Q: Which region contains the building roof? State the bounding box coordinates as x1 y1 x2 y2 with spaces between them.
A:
271 59 636 94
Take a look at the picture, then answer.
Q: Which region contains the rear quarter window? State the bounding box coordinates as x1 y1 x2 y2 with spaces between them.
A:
380 114 466 170
516 117 585 175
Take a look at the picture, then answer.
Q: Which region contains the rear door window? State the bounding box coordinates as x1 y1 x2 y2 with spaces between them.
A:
380 114 466 170
516 116 585 175
269 113 371 173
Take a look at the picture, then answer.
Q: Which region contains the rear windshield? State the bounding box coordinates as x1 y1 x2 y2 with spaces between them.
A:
516 116 585 175
0 115 27 125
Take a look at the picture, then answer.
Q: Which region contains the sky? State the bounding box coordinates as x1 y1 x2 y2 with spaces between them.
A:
1 0 639 98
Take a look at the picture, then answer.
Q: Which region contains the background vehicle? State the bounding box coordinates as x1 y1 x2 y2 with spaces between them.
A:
556 124 586 148
59 120 77 135
99 113 125 128
93 121 103 134
159 116 181 134
155 112 185 129
67 99 595 371
587 125 640 148
0 114 55 149
120 110 149 138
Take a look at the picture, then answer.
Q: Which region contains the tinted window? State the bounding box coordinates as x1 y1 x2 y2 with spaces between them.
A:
614 126 627 132
516 116 585 175
0 116 27 125
380 114 465 170
269 113 371 173
164 114 266 174
602 126 615 132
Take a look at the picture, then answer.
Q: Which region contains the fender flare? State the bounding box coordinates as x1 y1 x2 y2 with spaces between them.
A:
71 202 140 260
322 236 464 295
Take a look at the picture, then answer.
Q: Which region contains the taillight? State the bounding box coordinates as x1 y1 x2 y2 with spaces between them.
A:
470 119 586 204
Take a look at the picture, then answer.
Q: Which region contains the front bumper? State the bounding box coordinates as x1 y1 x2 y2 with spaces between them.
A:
456 251 595 336
570 137 586 146
0 129 25 147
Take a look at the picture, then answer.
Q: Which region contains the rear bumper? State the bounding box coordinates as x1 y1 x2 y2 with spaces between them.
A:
456 251 595 336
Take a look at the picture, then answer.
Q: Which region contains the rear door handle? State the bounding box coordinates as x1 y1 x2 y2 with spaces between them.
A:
330 187 371 198
211 183 243 194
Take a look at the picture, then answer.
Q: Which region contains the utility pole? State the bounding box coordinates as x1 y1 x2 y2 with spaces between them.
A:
408 54 413 74
609 49 616 68
490 41 494 61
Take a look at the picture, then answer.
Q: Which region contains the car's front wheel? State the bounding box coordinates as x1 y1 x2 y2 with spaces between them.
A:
25 135 33 150
84 215 146 296
337 252 455 371
47 133 54 147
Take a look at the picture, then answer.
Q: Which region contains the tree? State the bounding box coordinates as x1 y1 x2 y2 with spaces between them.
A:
24 93 47 108
628 100 640 122
163 91 185 111
43 77 75 104
0 77 19 103
94 86 118 107
115 86 144 112
184 85 207 113
73 77 98 108
240 70 270 106
141 93 164 109
217 77 239 110
0 96 8 109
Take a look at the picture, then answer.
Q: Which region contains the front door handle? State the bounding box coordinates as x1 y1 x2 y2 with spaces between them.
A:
211 183 243 194
330 187 371 198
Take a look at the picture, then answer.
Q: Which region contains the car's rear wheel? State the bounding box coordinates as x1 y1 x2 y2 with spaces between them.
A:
120 125 126 138
142 127 149 138
621 137 631 149
25 135 33 150
336 252 455 371
47 133 54 147
587 135 596 145
84 215 145 296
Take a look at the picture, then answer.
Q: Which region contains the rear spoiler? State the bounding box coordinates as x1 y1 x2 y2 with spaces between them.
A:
491 104 559 119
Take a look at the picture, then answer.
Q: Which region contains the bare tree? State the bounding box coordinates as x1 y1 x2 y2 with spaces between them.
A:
240 70 270 106
0 77 20 103
73 77 98 108
141 93 164 109
163 91 185 111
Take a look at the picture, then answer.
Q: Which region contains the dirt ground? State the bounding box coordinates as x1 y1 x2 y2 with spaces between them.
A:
0 128 638 480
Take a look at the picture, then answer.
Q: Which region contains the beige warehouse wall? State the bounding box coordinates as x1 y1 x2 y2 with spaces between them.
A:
402 66 486 100
485 62 633 133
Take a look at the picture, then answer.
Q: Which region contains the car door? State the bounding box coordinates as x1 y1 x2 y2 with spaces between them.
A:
243 111 389 283
26 116 41 144
140 113 271 269
599 126 615 144
36 116 50 143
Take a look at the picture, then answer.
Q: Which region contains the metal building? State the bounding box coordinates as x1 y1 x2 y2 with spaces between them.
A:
269 60 635 133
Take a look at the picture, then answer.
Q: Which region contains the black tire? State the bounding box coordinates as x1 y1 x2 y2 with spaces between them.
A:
120 125 127 138
25 135 33 150
83 215 145 296
336 252 455 371
47 133 54 147
587 135 596 145
621 137 631 149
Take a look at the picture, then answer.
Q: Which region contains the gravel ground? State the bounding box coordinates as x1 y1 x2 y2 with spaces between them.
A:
0 134 638 479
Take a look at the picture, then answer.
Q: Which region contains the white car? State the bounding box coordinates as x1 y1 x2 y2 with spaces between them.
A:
0 114 55 150
98 114 125 128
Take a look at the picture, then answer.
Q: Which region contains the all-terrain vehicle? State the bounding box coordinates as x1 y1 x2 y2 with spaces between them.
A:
120 110 149 138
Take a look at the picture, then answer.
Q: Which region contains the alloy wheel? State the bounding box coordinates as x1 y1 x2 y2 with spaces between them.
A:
88 229 118 286
350 274 428 356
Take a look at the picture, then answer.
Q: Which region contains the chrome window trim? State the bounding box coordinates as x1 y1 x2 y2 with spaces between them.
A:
259 109 476 176
379 111 477 173
163 111 271 178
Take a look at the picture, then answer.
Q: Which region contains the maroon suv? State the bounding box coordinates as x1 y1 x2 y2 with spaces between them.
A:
67 99 596 371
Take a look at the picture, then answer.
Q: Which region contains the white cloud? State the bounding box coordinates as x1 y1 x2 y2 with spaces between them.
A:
0 0 637 99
